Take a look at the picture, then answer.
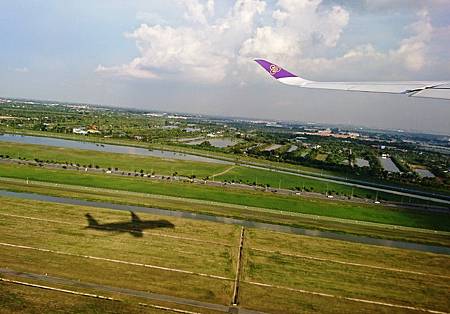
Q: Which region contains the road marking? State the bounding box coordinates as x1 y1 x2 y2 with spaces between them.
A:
0 242 232 281
246 281 449 314
251 248 450 279
0 212 231 247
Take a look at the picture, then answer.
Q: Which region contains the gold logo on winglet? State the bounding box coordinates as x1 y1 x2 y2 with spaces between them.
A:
269 64 281 75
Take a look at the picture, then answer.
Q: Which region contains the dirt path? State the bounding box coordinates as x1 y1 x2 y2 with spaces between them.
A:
211 166 236 179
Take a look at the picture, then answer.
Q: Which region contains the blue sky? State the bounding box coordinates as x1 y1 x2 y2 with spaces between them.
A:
1 0 449 134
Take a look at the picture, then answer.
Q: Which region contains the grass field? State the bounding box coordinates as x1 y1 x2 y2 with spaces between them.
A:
215 166 384 199
0 141 229 178
0 140 413 202
0 198 237 306
4 129 449 198
0 163 449 234
0 282 177 314
240 228 450 314
2 129 341 177
1 177 449 246
1 197 448 313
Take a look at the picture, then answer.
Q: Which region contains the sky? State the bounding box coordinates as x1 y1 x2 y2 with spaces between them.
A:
1 0 450 134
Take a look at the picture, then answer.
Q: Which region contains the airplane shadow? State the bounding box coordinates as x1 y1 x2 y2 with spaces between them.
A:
85 211 175 237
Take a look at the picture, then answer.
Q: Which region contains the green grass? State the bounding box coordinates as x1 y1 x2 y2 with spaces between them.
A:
0 140 377 198
0 197 450 313
2 136 446 204
1 178 449 246
1 197 449 314
0 141 229 178
4 129 340 176
1 163 449 232
0 282 174 314
0 198 236 305
240 229 450 314
0 140 366 198
216 166 376 198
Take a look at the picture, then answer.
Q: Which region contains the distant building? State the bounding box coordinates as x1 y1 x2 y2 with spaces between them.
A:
72 128 88 135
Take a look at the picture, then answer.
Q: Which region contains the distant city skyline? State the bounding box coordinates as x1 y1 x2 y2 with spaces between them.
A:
1 1 449 134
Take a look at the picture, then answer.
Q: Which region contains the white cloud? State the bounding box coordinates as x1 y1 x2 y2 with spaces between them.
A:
179 0 213 24
240 0 350 63
97 0 443 83
97 0 266 83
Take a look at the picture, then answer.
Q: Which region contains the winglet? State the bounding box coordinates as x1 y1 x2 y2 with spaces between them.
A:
254 59 298 79
254 59 311 86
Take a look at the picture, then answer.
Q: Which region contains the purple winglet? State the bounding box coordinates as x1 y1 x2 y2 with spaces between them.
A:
254 59 297 79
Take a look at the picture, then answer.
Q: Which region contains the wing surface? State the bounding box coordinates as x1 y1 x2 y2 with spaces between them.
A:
255 59 450 100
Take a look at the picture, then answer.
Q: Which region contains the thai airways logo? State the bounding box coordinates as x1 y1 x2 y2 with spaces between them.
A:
269 64 281 75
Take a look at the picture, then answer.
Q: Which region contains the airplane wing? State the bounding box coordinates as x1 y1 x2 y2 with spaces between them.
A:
254 59 450 100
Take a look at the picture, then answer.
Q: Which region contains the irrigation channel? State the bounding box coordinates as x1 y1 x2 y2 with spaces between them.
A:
1 190 449 255
1 133 449 205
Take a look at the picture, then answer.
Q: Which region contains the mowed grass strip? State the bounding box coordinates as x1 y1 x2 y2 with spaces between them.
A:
0 196 239 246
238 282 426 314
0 198 238 279
240 229 450 313
1 179 450 247
245 229 450 278
216 166 393 201
1 273 226 314
0 280 173 314
0 246 233 305
0 140 431 203
1 163 449 232
242 249 450 312
0 141 229 178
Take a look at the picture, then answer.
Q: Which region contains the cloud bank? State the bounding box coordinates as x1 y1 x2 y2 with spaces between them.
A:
96 0 447 83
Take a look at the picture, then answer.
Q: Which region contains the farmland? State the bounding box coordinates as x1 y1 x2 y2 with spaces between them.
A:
1 197 449 313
